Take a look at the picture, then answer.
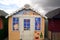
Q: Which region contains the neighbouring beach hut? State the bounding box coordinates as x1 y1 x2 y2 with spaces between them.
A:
46 8 60 40
8 4 45 40
0 10 8 40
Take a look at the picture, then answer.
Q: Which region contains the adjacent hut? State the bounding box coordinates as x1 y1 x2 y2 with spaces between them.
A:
0 10 8 40
46 8 60 40
8 4 45 40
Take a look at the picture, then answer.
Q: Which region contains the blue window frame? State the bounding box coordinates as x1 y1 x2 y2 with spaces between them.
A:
35 17 41 30
24 19 30 30
13 17 19 30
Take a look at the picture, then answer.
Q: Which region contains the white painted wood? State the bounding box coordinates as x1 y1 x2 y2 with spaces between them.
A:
13 14 41 18
19 16 34 40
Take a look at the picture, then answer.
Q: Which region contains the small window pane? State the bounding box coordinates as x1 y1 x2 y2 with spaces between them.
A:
13 17 19 31
24 19 30 30
35 17 41 30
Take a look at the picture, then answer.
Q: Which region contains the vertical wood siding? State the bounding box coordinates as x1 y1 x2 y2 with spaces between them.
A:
8 17 20 40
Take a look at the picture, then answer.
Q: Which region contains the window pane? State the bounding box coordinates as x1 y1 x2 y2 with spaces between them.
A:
24 23 26 27
24 19 30 30
35 17 41 30
13 17 19 31
27 24 30 27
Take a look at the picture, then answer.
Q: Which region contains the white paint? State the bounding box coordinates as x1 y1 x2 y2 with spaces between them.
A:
19 16 34 40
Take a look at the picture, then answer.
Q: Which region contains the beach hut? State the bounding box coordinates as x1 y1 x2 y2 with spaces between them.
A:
8 4 45 40
46 8 60 40
0 10 8 40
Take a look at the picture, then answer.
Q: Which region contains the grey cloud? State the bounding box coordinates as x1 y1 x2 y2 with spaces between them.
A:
44 0 60 7
30 0 60 14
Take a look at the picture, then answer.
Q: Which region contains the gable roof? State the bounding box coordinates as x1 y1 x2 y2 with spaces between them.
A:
13 8 41 15
7 4 45 18
0 10 8 16
45 8 60 18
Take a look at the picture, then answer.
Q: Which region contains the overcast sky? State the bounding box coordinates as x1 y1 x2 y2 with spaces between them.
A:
0 0 60 16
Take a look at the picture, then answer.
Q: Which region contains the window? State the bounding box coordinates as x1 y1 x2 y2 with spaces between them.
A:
35 17 41 30
24 19 30 30
0 18 3 30
13 17 19 31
